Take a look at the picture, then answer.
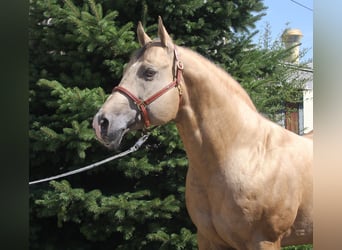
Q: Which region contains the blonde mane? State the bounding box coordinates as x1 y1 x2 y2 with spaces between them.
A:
179 46 257 111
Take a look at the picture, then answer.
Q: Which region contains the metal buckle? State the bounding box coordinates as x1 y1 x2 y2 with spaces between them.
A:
135 101 146 111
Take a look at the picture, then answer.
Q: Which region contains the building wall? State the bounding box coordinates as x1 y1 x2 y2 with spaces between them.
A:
303 89 313 133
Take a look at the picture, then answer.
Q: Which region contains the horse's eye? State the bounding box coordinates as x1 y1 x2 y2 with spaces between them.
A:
144 68 156 80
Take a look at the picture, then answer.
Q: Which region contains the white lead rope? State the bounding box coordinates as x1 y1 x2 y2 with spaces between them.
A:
29 133 150 185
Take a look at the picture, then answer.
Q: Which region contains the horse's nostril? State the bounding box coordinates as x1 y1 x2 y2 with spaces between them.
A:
99 117 109 136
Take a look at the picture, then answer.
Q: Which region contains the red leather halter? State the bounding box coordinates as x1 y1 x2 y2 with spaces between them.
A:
113 47 183 128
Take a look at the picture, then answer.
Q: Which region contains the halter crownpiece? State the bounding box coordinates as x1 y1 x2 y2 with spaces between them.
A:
113 47 183 128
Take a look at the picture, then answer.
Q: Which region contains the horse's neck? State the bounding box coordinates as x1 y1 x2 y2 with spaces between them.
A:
175 47 260 170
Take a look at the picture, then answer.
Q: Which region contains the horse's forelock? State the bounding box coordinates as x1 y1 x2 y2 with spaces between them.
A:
134 39 163 60
123 39 167 73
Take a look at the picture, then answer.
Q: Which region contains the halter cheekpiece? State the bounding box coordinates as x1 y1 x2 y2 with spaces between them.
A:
113 46 183 128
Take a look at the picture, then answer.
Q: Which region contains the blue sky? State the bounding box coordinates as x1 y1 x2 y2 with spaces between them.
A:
253 0 313 62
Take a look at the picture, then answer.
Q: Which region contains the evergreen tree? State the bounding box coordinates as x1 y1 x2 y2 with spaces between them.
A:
29 0 310 249
238 23 311 122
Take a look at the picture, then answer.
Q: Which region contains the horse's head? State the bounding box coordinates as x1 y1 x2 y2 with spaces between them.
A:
93 17 183 149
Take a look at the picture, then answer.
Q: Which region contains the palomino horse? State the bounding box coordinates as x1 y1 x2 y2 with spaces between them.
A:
93 17 313 250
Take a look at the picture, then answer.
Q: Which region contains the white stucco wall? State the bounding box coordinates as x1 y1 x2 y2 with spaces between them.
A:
303 89 313 133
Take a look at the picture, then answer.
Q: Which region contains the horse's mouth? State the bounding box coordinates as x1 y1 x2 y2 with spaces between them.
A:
101 128 130 151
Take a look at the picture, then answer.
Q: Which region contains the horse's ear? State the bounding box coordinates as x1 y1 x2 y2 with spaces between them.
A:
158 16 173 48
137 21 152 47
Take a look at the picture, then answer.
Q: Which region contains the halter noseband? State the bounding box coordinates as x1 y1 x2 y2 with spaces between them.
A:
113 47 183 128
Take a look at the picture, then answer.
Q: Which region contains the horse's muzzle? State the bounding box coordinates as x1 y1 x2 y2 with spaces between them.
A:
92 112 129 150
